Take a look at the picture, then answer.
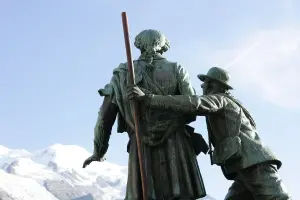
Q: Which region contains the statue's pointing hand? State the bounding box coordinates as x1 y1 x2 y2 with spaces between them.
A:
125 85 146 101
82 155 106 168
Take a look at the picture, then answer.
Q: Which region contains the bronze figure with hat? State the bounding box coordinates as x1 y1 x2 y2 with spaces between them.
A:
126 67 292 200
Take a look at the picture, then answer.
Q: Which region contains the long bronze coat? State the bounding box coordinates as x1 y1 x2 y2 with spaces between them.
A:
94 54 206 200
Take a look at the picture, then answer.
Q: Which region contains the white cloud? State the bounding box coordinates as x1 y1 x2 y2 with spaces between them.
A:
205 28 300 109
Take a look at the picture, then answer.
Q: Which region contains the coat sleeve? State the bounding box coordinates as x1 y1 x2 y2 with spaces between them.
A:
176 64 195 95
93 96 118 158
175 64 197 123
147 94 225 116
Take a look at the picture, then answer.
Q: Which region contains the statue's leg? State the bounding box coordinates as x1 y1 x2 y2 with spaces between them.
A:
225 179 255 200
236 163 291 200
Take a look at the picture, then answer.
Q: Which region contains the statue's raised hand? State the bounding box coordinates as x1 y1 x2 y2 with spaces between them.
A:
82 155 106 168
125 84 146 101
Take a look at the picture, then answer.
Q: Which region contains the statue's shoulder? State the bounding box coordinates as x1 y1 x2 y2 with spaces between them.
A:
222 94 243 107
112 62 128 74
169 61 191 77
114 60 141 70
219 94 247 116
116 62 128 69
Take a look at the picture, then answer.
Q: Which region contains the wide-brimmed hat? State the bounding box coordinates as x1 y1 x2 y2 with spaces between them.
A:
197 67 233 89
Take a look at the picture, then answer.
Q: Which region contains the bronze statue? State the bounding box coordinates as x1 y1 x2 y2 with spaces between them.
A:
126 67 292 200
83 29 207 200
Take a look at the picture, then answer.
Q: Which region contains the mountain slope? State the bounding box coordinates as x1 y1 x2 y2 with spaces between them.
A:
0 144 216 200
0 169 59 200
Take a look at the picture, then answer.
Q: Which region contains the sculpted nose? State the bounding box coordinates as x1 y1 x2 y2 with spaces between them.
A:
201 83 204 88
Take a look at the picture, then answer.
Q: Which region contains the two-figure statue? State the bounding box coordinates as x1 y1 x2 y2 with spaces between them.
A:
83 29 292 200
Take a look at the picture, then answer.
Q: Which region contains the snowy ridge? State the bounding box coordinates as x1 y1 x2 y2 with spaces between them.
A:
0 144 216 200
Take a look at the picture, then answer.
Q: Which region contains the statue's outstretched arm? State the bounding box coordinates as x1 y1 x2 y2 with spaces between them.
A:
148 94 224 116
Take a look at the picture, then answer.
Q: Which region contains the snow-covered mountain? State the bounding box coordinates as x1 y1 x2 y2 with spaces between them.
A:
0 144 216 200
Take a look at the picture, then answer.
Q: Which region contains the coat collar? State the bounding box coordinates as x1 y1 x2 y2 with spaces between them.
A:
137 53 166 61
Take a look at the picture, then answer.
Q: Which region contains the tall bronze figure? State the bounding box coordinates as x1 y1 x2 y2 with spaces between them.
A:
83 29 207 200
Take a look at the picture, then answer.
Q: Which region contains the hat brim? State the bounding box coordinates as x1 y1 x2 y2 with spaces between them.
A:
197 74 207 82
197 74 233 90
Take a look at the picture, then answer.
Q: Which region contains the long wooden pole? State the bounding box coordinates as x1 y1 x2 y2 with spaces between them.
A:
121 12 148 200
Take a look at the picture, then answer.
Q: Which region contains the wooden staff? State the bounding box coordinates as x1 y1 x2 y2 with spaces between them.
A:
121 12 148 200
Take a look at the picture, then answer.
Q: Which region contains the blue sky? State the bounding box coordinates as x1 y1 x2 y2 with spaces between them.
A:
0 0 299 199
